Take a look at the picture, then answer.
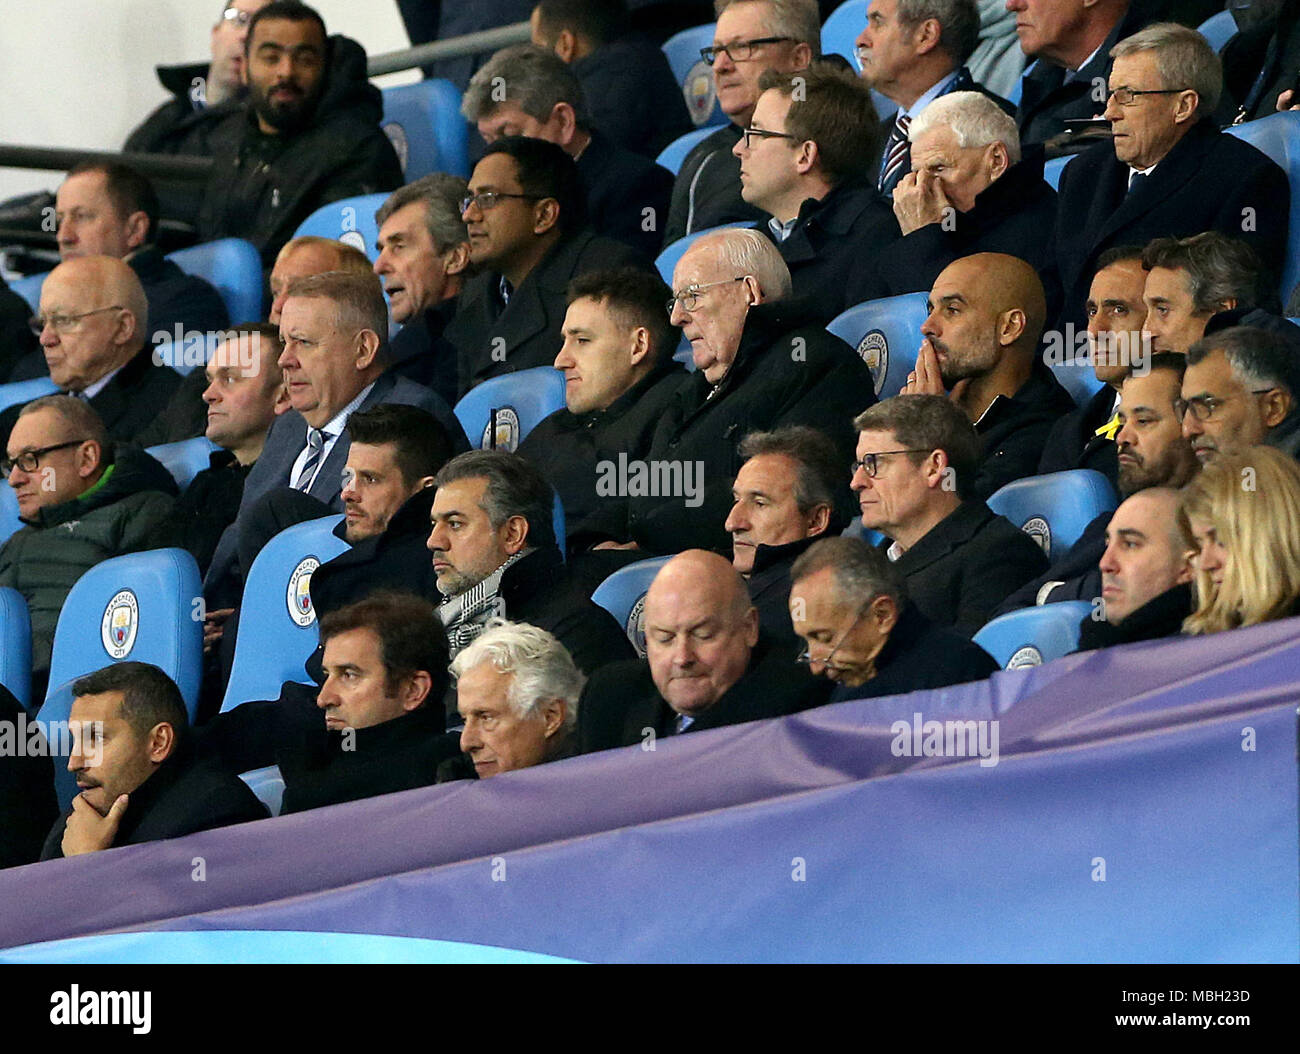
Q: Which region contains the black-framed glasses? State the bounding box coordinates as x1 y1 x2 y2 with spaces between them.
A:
740 126 799 150
665 276 747 315
1 439 89 478
797 598 875 676
699 36 794 65
459 192 541 214
850 449 930 478
1106 87 1192 107
29 305 124 337
1173 389 1276 422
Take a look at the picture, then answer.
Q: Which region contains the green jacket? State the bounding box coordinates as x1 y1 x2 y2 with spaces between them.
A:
0 449 177 676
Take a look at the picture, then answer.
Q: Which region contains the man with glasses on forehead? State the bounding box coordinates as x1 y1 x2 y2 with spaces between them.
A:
0 397 176 698
788 535 995 701
663 0 819 244
1054 22 1289 329
851 394 1046 636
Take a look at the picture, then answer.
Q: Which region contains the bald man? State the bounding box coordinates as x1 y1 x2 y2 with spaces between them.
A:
577 549 829 752
0 255 182 448
902 252 1076 499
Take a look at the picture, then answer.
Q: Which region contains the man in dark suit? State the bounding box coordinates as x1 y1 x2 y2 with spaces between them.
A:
735 64 897 323
446 136 648 397
1054 22 1290 329
856 0 1013 196
0 256 182 449
529 0 694 158
852 394 1049 636
663 0 818 244
41 663 267 861
462 45 672 257
788 536 997 701
579 549 829 752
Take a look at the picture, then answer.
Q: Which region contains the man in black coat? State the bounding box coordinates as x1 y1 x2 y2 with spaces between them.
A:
462 45 673 258
195 4 404 268
737 65 898 323
446 137 649 397
517 267 688 553
788 537 998 702
579 550 829 752
529 0 693 158
1222 0 1300 124
0 686 58 870
1054 24 1290 328
663 1 817 243
574 228 876 559
853 394 1048 636
41 663 267 861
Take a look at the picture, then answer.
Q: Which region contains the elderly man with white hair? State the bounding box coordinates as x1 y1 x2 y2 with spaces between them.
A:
574 228 873 562
444 620 584 780
846 91 1060 312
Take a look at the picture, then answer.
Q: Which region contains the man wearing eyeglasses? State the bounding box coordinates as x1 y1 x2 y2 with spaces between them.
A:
1181 326 1300 464
663 0 819 245
1053 23 1289 330
0 397 177 696
0 256 182 451
787 536 996 701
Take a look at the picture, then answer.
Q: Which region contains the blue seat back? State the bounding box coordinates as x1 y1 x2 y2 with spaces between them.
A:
973 601 1095 671
0 376 59 416
591 556 673 657
826 292 929 399
294 192 390 262
656 126 718 176
0 586 32 708
1044 154 1070 190
1198 9 1238 52
0 486 22 550
1226 111 1300 301
8 272 45 314
662 23 726 128
167 238 262 324
656 223 755 285
987 469 1118 561
220 515 349 712
239 764 286 817
145 437 220 492
453 366 567 452
1050 357 1106 408
381 79 470 180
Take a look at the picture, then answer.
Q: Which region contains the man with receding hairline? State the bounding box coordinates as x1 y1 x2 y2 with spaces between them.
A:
578 549 828 752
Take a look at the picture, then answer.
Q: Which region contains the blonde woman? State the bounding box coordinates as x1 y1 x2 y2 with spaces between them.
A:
1182 446 1300 635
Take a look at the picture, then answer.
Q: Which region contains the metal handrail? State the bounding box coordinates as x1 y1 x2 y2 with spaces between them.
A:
366 21 531 76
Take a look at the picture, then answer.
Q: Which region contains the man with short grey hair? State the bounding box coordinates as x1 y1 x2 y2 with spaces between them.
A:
1054 22 1290 329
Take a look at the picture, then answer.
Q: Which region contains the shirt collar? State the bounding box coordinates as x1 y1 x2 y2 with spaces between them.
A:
76 363 124 401
316 381 375 440
767 214 799 242
901 69 960 120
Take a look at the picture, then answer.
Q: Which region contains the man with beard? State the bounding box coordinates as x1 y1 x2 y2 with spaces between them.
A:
196 2 403 268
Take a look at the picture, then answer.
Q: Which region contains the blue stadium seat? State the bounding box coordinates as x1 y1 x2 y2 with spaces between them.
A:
1043 154 1070 190
220 515 349 713
0 586 32 709
145 437 221 492
0 376 58 416
167 238 262 325
1226 111 1300 300
655 223 755 286
591 556 673 657
1051 358 1106 408
1007 61 1032 107
8 271 45 314
294 192 390 262
973 601 1094 671
381 79 470 180
826 292 929 399
662 23 726 128
0 486 22 549
239 764 286 817
987 469 1118 561
1198 9 1238 53
453 366 567 452
656 126 718 176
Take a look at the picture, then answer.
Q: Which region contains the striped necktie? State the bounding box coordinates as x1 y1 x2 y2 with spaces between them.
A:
293 427 329 492
878 112 912 192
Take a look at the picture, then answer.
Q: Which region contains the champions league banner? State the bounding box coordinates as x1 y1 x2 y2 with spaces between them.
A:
1 619 1297 964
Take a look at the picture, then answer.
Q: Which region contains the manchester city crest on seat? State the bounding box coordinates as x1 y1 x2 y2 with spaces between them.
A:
382 121 410 175
1007 645 1043 669
286 557 321 627
1021 516 1051 555
482 407 521 452
627 594 649 658
100 589 139 660
857 329 888 396
684 63 716 126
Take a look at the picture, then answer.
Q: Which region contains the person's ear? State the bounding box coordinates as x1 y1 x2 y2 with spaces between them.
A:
871 593 899 635
113 307 139 349
123 210 150 252
444 241 471 277
1261 387 1292 428
550 102 578 147
1174 89 1200 125
354 328 381 371
146 722 176 764
502 513 530 554
628 325 652 368
541 698 566 739
795 139 818 175
76 439 102 481
533 197 561 236
402 670 433 711
742 274 763 306
987 141 1010 182
555 28 577 63
743 603 760 648
998 306 1027 347
790 41 812 69
806 502 832 536
923 448 950 490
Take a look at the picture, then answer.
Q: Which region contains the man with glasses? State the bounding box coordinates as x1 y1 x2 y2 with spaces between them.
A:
1181 326 1300 463
663 0 819 244
0 397 176 696
578 549 828 753
446 136 647 397
787 535 996 701
852 394 1047 636
0 256 182 450
1054 23 1289 329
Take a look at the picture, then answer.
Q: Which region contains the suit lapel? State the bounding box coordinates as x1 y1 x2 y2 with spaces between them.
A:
893 504 981 575
1092 124 1215 249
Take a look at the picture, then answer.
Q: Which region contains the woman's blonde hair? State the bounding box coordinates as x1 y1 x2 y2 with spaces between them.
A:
1182 446 1300 634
